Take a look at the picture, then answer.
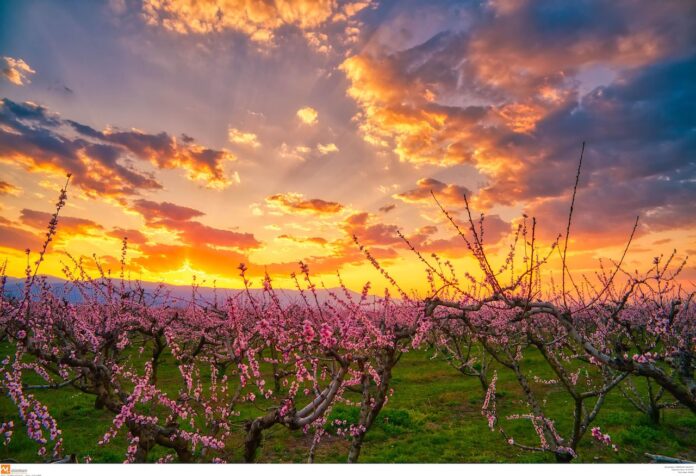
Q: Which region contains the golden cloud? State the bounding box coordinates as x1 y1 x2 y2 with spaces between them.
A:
107 227 149 245
278 142 312 161
278 234 328 246
340 54 475 166
317 142 339 155
1 56 35 85
296 106 318 125
228 127 260 148
141 0 370 46
0 181 20 196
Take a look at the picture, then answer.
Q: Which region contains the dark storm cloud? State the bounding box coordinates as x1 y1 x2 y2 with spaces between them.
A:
502 55 696 239
343 0 696 246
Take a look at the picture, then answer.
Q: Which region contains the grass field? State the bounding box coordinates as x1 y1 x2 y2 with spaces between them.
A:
1 348 694 464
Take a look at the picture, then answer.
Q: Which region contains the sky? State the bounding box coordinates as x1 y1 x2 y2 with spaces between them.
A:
0 0 694 294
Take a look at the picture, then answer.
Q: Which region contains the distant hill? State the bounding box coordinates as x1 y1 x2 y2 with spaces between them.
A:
1 275 369 307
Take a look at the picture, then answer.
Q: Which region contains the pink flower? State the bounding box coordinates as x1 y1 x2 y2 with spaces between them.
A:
303 321 316 343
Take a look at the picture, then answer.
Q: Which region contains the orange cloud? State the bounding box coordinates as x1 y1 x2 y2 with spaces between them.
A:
303 31 331 54
159 219 261 249
266 193 344 215
394 178 472 208
0 181 20 196
129 199 260 249
341 53 489 167
0 217 42 251
228 127 260 148
0 99 237 200
1 56 35 85
96 128 236 189
339 0 696 253
107 228 149 245
141 0 370 46
131 199 205 223
278 234 328 246
496 103 544 133
20 209 104 238
342 212 401 247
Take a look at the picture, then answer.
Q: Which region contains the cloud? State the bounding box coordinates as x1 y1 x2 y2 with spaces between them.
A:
19 209 104 238
278 143 312 161
419 214 512 257
1 57 35 85
339 0 695 246
0 218 42 251
228 127 260 148
158 219 261 249
304 31 331 54
296 106 318 125
479 55 696 247
342 212 401 247
140 0 372 46
0 99 237 200
317 142 339 155
0 181 20 196
524 173 696 248
278 234 328 246
652 238 672 246
129 199 260 249
107 227 149 245
394 178 472 208
131 199 205 223
74 125 236 189
266 192 344 215
340 0 695 167
378 204 396 213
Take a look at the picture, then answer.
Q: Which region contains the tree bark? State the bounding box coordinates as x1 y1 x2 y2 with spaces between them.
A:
244 412 278 463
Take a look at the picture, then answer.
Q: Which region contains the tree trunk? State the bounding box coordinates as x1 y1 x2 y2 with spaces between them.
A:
175 445 193 463
348 351 396 463
347 433 366 463
94 394 105 409
647 404 661 425
244 412 277 463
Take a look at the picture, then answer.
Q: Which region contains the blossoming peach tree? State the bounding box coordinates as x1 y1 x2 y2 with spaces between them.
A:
401 158 694 461
1 160 693 464
0 176 422 463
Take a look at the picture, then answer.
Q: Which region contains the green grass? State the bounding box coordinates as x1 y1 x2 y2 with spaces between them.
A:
1 349 694 463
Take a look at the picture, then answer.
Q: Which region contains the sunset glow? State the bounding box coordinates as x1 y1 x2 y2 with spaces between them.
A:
1 0 694 294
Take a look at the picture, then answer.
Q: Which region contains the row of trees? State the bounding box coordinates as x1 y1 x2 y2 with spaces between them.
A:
0 173 693 463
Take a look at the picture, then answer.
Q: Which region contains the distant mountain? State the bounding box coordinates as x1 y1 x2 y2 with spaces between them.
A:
1 276 369 307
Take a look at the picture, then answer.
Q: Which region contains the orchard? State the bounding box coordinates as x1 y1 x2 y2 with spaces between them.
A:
0 176 693 464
